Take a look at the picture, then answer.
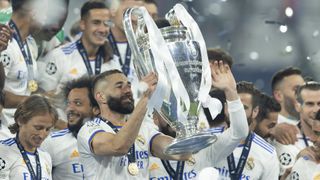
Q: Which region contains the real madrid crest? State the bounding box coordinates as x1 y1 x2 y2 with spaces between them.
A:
28 80 38 92
245 157 255 170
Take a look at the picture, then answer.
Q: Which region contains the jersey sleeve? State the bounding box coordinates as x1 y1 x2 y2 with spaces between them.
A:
77 120 113 154
207 98 249 163
37 49 64 92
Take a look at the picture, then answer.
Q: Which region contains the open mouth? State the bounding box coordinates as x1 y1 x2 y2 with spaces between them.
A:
67 111 81 123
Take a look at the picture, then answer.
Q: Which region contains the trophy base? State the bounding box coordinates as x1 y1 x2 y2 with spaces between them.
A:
164 131 217 155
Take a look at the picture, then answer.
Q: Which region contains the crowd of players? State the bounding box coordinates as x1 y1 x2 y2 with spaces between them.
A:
0 0 320 179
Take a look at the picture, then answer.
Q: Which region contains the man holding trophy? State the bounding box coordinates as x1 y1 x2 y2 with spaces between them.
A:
76 3 248 179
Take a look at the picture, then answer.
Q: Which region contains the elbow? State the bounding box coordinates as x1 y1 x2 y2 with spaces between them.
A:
111 144 132 156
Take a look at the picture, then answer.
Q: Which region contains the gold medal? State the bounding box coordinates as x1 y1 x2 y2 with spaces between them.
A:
128 163 139 176
28 80 38 92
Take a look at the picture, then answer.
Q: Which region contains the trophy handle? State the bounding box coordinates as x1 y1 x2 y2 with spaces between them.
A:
123 7 150 78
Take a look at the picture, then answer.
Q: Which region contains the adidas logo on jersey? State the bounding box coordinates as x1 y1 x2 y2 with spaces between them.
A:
149 163 160 171
70 150 80 158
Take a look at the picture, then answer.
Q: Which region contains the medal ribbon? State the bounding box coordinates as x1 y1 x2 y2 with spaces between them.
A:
15 133 42 180
107 31 131 76
227 132 253 180
76 39 103 76
8 20 35 83
161 160 185 180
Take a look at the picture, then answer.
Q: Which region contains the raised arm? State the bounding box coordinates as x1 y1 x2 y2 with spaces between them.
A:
208 61 249 162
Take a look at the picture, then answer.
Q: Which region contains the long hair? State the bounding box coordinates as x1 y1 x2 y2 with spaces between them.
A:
8 95 58 134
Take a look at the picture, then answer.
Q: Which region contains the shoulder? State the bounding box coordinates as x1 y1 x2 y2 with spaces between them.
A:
206 126 225 135
49 128 71 138
252 133 276 155
78 117 107 138
60 41 78 55
0 138 16 147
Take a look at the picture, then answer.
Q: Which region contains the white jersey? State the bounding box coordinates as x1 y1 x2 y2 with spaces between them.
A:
273 133 313 175
40 129 84 180
37 40 122 92
214 133 279 180
0 36 38 129
0 125 14 141
77 116 160 180
149 99 249 180
286 156 320 180
0 138 52 180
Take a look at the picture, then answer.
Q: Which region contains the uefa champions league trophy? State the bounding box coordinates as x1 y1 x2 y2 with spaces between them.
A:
123 4 217 155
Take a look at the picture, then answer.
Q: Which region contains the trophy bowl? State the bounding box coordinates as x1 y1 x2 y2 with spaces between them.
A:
123 4 217 155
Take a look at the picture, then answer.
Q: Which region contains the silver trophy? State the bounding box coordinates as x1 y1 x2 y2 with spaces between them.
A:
124 4 217 155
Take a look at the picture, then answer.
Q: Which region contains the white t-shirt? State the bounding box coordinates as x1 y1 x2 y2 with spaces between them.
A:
214 133 279 180
77 116 160 180
286 156 320 180
0 36 38 130
37 40 122 93
0 138 52 180
273 134 313 175
40 129 84 180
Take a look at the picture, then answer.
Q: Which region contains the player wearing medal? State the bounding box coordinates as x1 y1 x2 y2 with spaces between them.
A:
38 1 119 93
77 60 248 179
41 76 99 180
149 81 278 180
0 0 47 139
211 81 279 180
0 95 58 179
37 1 119 126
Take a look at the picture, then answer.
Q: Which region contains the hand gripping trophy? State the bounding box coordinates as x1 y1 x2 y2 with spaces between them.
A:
124 4 218 155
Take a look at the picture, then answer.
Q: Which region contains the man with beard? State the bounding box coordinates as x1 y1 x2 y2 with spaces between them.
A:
270 67 305 145
0 0 48 139
77 60 249 179
274 81 319 177
148 82 250 179
213 81 280 179
41 76 99 180
254 93 281 140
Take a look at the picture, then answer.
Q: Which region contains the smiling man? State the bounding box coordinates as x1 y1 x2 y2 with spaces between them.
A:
40 76 99 180
37 1 120 126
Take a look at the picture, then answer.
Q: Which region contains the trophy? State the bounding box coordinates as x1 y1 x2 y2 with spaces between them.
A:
124 4 217 155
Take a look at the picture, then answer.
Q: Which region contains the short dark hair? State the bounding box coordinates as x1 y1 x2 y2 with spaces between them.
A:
207 48 233 68
9 95 58 134
203 89 226 127
295 81 320 104
236 81 261 109
271 66 302 92
64 76 98 108
256 93 281 123
92 69 123 95
81 1 108 19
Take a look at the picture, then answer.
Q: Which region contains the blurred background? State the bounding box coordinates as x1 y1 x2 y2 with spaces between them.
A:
64 0 320 94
